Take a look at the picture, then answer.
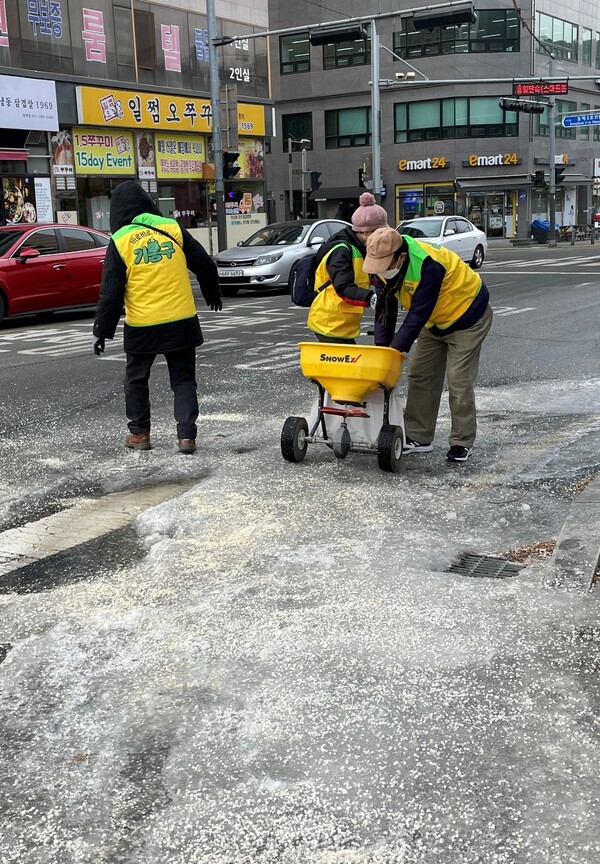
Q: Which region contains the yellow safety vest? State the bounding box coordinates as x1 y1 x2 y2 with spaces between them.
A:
307 243 371 340
112 213 196 327
398 235 482 330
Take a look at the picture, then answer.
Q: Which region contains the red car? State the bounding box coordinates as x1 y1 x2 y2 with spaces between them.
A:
0 223 109 325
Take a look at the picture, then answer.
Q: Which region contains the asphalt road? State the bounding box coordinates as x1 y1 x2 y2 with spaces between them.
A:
1 242 600 863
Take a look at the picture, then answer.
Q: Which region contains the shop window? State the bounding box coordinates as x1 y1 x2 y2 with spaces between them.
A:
323 36 370 70
393 10 519 58
280 33 310 74
395 96 517 143
536 13 578 63
325 107 371 149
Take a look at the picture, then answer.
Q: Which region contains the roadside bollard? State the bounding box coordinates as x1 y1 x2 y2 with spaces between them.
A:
592 226 595 246
571 226 576 246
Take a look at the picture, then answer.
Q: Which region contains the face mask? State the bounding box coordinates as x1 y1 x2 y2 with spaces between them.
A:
380 267 400 279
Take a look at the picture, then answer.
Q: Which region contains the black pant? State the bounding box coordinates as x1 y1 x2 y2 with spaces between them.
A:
125 347 198 439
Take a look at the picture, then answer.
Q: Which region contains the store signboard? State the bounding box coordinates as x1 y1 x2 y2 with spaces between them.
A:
76 86 265 136
72 127 135 175
463 152 522 167
0 74 58 131
155 133 205 179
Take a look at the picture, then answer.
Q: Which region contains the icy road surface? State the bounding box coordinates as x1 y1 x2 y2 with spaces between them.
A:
1 365 600 863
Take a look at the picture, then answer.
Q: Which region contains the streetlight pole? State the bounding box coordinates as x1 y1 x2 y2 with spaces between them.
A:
370 19 382 202
287 136 310 219
287 136 294 219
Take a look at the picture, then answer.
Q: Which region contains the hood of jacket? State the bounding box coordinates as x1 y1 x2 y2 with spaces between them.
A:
109 180 163 234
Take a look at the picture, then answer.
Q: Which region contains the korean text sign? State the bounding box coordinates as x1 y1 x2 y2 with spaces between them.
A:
155 134 205 179
72 128 135 175
76 86 266 136
0 74 58 131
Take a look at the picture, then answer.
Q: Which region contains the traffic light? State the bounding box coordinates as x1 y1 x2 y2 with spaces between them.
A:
530 170 547 190
555 166 566 185
412 4 477 30
309 24 366 45
310 171 322 191
223 151 240 180
499 98 545 114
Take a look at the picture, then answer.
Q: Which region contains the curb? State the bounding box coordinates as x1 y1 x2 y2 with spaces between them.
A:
549 475 600 592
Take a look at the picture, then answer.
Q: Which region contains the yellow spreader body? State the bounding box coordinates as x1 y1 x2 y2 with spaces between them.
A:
298 342 403 404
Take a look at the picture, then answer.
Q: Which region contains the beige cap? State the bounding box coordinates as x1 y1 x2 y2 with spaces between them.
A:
363 226 404 273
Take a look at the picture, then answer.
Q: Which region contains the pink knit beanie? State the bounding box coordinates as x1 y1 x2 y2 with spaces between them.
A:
351 192 388 233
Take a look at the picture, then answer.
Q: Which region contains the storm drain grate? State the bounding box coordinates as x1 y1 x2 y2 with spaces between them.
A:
447 553 525 579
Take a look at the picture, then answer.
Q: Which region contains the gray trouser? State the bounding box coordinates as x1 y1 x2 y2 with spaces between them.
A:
403 303 493 449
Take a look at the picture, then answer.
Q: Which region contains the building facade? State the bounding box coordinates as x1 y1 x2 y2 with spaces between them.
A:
0 0 271 250
266 0 600 238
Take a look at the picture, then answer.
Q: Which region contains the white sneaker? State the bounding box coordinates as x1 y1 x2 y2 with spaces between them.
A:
403 437 433 454
446 445 472 462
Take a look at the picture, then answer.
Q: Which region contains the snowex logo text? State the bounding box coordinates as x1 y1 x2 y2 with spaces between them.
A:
319 353 362 363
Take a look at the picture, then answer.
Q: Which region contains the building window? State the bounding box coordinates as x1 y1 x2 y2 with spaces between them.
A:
580 103 590 141
135 11 156 70
323 35 370 69
595 107 600 142
281 113 313 151
393 9 519 58
280 33 310 74
596 33 600 69
115 8 155 72
325 107 371 148
394 96 517 142
583 28 592 65
534 99 577 139
536 13 578 63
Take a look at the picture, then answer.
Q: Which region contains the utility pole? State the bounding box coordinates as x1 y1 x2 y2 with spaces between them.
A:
547 54 557 248
207 0 227 251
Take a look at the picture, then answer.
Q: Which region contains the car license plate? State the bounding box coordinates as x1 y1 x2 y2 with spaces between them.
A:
218 268 243 277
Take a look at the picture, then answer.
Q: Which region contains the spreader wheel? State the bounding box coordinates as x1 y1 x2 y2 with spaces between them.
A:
377 424 404 473
281 416 309 462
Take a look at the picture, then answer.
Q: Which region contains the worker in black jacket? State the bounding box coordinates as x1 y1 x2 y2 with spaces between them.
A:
93 181 221 454
307 192 387 343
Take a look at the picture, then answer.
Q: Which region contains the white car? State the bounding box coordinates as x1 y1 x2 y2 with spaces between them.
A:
397 216 487 269
214 218 350 296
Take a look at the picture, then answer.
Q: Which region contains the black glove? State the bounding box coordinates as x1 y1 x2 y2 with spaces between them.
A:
209 298 223 312
93 337 105 356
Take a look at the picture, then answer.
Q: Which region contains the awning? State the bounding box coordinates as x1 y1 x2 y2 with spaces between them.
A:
456 175 531 191
0 149 29 161
309 186 364 200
